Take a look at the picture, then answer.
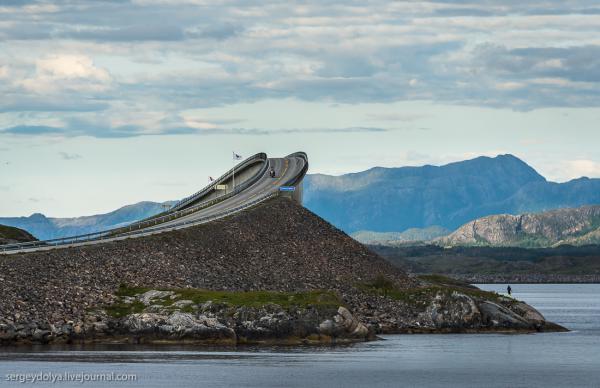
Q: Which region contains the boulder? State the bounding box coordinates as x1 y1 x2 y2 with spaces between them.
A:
138 290 175 306
477 301 531 329
509 302 546 325
428 291 482 329
319 307 369 338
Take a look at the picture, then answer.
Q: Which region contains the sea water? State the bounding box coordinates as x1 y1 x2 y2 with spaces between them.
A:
1 284 599 387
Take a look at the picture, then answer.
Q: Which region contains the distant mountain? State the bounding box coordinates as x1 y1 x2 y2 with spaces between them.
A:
4 154 600 242
0 201 176 240
0 224 37 245
304 154 600 234
437 205 600 248
351 226 450 246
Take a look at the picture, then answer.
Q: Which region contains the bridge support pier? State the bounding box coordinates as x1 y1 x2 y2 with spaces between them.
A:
292 181 303 204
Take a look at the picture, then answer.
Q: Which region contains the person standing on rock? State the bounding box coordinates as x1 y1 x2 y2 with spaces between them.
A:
507 285 512 296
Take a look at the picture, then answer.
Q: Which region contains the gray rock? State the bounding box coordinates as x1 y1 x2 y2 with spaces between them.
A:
508 302 546 325
138 290 175 306
428 291 482 329
122 313 166 333
172 300 194 308
477 301 531 329
338 306 369 337
32 329 51 342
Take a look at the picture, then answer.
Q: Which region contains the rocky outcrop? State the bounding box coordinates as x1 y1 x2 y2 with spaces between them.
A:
0 198 565 346
437 205 600 247
343 285 565 334
0 289 374 345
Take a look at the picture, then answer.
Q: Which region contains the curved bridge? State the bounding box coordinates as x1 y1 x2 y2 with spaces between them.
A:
1 152 308 254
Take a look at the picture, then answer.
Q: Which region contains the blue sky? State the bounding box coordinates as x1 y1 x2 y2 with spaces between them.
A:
1 0 599 216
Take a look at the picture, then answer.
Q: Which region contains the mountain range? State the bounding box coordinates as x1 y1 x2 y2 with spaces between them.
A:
437 205 600 248
351 226 450 246
304 154 600 234
0 201 175 240
2 154 600 242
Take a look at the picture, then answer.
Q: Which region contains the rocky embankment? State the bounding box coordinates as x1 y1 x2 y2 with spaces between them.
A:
0 198 566 346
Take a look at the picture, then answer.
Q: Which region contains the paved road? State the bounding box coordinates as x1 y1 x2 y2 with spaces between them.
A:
141 155 303 231
0 152 307 254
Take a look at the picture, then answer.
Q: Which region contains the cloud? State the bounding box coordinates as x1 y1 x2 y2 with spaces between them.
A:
564 159 600 179
1 0 600 126
366 113 431 122
186 23 243 40
2 125 64 135
63 25 185 42
0 98 109 113
59 152 82 160
18 54 112 94
194 126 388 135
1 123 141 138
1 121 388 138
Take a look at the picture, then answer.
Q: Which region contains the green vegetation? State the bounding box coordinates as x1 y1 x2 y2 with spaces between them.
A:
105 284 342 318
357 274 506 308
105 300 146 318
418 274 477 289
371 244 600 278
0 224 36 243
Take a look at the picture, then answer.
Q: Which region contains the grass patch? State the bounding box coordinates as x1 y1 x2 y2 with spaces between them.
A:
105 300 145 318
105 284 342 318
418 274 474 288
357 274 508 308
169 288 341 308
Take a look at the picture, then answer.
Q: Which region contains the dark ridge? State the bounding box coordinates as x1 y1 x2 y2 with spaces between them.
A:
0 224 37 245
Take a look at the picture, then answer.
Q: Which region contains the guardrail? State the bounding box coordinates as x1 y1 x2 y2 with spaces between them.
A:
110 154 270 233
0 151 308 254
283 152 308 187
170 152 268 212
1 191 280 254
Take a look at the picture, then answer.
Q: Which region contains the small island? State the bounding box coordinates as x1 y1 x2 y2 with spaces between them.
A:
0 198 566 346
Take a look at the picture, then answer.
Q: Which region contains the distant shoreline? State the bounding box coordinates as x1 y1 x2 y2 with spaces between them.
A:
470 281 600 284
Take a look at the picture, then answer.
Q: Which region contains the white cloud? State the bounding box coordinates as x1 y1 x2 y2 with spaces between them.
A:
564 159 600 179
18 54 112 94
494 81 525 90
23 4 60 14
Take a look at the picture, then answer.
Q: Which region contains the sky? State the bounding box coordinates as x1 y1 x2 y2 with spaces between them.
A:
1 0 599 217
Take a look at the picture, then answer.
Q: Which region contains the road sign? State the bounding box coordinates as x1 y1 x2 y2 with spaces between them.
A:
216 184 227 190
279 186 296 192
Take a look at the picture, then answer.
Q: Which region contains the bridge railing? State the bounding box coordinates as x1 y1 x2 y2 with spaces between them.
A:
0 151 308 254
169 152 268 212
1 190 280 254
0 153 270 253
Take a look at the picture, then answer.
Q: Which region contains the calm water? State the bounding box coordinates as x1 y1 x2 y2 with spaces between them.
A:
1 284 600 387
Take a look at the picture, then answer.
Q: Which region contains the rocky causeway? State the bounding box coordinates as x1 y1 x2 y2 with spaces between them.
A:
0 198 566 346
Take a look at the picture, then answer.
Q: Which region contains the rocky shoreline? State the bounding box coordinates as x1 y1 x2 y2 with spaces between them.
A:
0 198 567 346
0 282 566 346
455 274 600 284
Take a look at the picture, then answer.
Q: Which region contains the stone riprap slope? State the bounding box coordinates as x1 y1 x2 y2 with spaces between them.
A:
438 205 600 248
0 198 564 345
